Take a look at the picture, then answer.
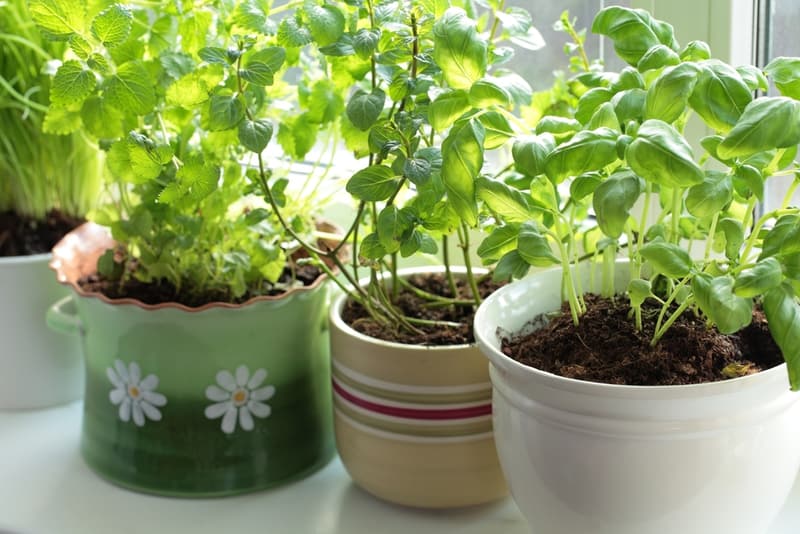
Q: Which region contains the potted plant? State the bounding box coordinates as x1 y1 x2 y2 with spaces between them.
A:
253 0 542 508
0 0 105 410
474 5 800 533
33 0 344 496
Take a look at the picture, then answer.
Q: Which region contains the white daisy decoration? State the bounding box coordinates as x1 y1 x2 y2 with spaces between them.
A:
204 365 275 434
107 360 167 427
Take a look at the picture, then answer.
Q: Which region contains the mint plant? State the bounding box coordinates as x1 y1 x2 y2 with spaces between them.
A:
30 0 340 302
252 0 540 335
479 6 800 387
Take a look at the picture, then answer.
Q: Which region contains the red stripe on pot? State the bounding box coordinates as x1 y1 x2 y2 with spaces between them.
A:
332 379 492 420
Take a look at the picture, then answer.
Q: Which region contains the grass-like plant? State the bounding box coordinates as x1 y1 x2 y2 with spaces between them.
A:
0 0 103 222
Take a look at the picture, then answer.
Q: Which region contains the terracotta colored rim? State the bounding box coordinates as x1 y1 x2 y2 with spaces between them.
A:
49 221 344 312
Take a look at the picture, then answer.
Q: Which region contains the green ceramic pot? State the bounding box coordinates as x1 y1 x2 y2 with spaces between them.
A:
47 223 335 497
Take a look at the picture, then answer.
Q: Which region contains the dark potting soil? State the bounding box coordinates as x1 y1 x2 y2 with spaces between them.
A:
341 272 503 346
0 210 83 257
501 294 784 386
78 263 323 308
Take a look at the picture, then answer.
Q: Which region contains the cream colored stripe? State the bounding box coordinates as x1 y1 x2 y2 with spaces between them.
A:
333 375 491 411
334 408 495 444
332 359 491 397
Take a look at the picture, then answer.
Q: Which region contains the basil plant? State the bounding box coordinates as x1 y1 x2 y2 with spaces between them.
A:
30 0 341 303
257 0 540 334
477 6 800 388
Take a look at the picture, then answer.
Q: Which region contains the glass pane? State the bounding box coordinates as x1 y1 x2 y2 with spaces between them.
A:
764 0 800 209
504 0 629 90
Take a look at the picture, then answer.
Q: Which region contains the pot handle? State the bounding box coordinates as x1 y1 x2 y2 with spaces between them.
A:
46 295 82 336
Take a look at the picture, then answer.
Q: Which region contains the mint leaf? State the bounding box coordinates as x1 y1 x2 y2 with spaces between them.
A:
199 47 230 65
238 119 274 152
346 165 399 201
353 29 380 59
305 4 345 47
42 106 82 135
51 60 96 107
81 96 125 139
104 60 156 115
91 4 133 47
178 10 212 54
68 35 92 59
166 65 224 108
28 0 85 40
205 95 245 131
346 88 385 130
277 17 312 47
240 47 286 86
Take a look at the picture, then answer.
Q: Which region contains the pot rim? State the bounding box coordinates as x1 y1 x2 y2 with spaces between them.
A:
474 263 792 399
0 251 52 265
50 221 339 312
330 265 487 352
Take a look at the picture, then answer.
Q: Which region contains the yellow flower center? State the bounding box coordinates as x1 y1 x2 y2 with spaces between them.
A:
128 385 140 399
232 388 248 406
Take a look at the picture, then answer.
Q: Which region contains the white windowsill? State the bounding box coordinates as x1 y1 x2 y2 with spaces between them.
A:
0 401 798 534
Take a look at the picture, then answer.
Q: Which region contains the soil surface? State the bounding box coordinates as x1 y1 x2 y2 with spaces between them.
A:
502 294 784 386
78 264 323 307
342 272 502 346
0 210 83 257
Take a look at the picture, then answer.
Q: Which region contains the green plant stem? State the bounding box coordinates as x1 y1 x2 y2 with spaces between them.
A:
671 187 683 244
561 13 591 71
740 207 800 263
488 0 506 42
652 297 694 345
458 223 481 306
704 212 720 262
442 235 458 297
396 277 475 306
652 275 690 343
550 230 582 325
636 181 652 278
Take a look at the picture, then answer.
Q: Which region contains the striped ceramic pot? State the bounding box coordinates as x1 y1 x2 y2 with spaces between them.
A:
329 267 507 508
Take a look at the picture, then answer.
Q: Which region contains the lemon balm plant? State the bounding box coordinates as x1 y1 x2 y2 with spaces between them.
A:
473 6 800 533
32 0 349 496
31 0 342 303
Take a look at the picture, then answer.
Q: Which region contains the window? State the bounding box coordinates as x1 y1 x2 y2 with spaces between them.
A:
759 0 800 209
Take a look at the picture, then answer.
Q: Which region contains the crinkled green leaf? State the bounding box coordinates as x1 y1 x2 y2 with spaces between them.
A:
238 119 273 153
104 60 156 115
346 88 385 131
28 0 85 39
51 60 96 107
91 4 132 47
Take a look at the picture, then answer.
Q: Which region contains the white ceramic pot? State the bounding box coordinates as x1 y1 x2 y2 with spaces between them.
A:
0 253 83 409
474 262 800 534
329 266 507 508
